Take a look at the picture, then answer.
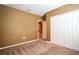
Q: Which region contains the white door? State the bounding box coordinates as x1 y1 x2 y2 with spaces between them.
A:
50 10 79 51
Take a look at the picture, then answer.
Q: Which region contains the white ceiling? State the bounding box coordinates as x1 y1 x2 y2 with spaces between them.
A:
4 4 65 16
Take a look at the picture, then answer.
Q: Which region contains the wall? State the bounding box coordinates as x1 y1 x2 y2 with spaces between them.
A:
42 15 46 40
0 5 41 48
50 10 79 51
43 21 46 40
46 4 79 41
0 7 4 47
0 7 2 47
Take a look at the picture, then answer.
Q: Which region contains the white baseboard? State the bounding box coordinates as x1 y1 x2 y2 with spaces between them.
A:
0 39 39 50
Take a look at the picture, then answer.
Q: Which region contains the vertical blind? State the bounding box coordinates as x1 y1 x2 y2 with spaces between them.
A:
50 10 79 51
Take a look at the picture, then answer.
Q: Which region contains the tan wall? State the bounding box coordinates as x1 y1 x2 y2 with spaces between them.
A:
0 5 41 48
0 8 1 47
43 21 46 40
0 7 4 47
46 4 79 41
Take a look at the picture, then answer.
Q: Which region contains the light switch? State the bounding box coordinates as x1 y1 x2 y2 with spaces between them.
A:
22 36 26 39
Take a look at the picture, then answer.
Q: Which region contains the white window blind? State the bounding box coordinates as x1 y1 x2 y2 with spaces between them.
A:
50 10 79 51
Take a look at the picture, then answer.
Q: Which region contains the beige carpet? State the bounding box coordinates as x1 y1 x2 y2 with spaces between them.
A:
0 40 79 55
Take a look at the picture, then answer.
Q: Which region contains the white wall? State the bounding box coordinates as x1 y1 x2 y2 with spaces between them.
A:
50 10 79 51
